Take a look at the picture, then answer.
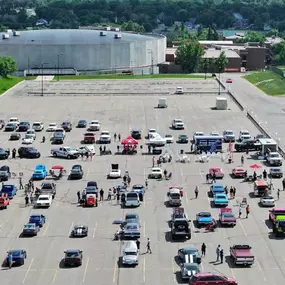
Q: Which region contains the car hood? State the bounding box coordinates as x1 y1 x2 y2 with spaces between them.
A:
123 255 137 262
183 269 197 276
198 217 212 222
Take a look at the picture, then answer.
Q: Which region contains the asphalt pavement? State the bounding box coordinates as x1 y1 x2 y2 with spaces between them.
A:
0 78 284 285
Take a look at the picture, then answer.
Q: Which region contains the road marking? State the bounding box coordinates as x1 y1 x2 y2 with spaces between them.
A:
43 222 50 236
171 258 176 283
82 257 89 283
191 222 196 237
143 256 146 283
200 262 204 272
143 221 146 238
198 168 203 179
180 167 183 178
92 223 97 238
256 259 267 281
22 258 34 283
283 256 285 262
238 220 247 237
230 268 236 279
112 259 118 283
52 269 58 283
144 168 146 180
184 191 189 205
68 222 74 236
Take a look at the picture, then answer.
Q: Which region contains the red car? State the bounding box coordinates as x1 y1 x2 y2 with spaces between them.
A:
232 167 246 178
84 194 97 207
83 132 95 144
189 272 237 285
209 167 224 179
219 208 236 226
169 185 183 197
0 193 10 209
226 79 233 83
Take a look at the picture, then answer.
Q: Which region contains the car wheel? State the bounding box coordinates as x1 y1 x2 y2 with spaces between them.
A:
53 152 57 157
67 155 71 159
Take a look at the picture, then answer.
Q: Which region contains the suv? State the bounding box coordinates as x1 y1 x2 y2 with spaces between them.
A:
171 208 191 239
131 129 141 140
189 272 237 285
18 121 30 132
18 147 41 158
223 130 235 142
61 121 72 132
239 130 251 141
172 119 185 129
266 151 282 166
234 139 260 152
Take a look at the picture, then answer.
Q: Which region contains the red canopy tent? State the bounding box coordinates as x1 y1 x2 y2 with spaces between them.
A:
121 136 138 154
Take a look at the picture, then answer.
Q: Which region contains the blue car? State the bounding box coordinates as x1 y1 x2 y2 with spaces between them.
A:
210 183 225 197
32 164 47 180
196 212 213 228
0 184 17 199
6 249 27 266
132 184 145 195
29 214 46 227
214 193 229 207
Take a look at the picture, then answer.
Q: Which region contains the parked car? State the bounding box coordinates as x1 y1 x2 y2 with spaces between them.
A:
0 148 9 159
63 249 83 266
6 250 27 266
32 122 44 131
22 134 35 144
8 118 19 125
26 129 36 139
172 119 185 129
71 225 88 237
83 133 95 144
18 147 40 158
131 128 141 139
77 145 95 155
226 78 233 83
99 131 111 144
209 184 225 197
177 134 189 143
18 121 30 132
22 223 40 236
196 212 214 228
148 167 163 179
77 120 87 128
5 123 17 132
239 130 251 141
36 194 52 208
123 222 140 239
0 119 5 129
189 272 237 285
230 244 255 266
214 193 229 207
260 195 275 207
9 132 21 140
29 214 46 227
32 164 47 180
107 164 121 178
61 121 72 132
51 146 79 159
269 167 283 178
175 87 184 94
209 167 224 179
131 184 145 195
89 120 100 131
0 165 11 182
180 263 200 280
46 123 58 132
69 165 84 179
223 130 235 142
0 193 10 209
232 167 247 178
178 247 202 264
234 139 260 152
165 134 174 143
0 184 16 198
219 208 236 227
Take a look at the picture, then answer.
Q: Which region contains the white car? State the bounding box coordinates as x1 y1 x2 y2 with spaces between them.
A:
22 134 34 144
32 122 44 131
108 164 121 178
148 167 163 179
36 194 52 208
165 134 174 143
47 123 58 132
239 130 251 141
99 131 111 144
172 119 185 130
89 120 100 131
26 129 36 139
149 135 166 146
175 87 184 94
77 145 95 155
54 128 66 138
9 117 20 126
260 196 275 207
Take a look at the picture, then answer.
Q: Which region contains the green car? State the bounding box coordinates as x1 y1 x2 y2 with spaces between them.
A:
178 134 189 143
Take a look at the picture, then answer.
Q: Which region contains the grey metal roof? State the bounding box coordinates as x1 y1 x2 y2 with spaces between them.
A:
0 29 163 45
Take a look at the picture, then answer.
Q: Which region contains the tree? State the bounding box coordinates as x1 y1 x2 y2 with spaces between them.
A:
121 21 145 33
176 41 205 73
214 51 228 94
200 58 210 79
0 56 17 78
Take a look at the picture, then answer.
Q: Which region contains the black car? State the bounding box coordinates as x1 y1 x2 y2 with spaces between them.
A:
64 249 83 266
9 132 21 140
69 165 84 179
5 123 17 132
234 139 260 152
61 121 72 132
0 148 9 159
71 225 88 237
131 129 142 140
0 165 11 181
18 147 41 159
77 120 87 128
18 121 30 132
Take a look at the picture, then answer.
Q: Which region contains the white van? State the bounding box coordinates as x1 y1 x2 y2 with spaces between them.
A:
122 241 139 265
158 98 167 108
168 188 182 206
125 192 140 207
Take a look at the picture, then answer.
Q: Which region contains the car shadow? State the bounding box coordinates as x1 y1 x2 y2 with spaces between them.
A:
264 219 273 230
117 257 124 268
18 233 35 238
59 259 78 269
174 255 182 266
225 255 235 268
175 271 186 284
248 192 256 199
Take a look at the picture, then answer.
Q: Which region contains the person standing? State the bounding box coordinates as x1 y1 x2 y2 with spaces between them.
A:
145 179 148 189
152 156 155 167
7 252 13 269
107 189 112 200
100 188 104 201
277 188 280 200
246 205 250 218
201 243 206 256
116 192 120 204
118 133 121 141
90 151 93 161
77 191 81 203
136 239 140 251
282 178 285 191
220 249 224 263
114 133 117 141
216 245 220 262
146 238 152 254
206 173 209 184
25 195 29 207
12 148 16 159
239 207 242 218
233 187 236 199
212 173 216 183
127 176 131 186
19 177 23 190
241 155 244 165
194 186 199 199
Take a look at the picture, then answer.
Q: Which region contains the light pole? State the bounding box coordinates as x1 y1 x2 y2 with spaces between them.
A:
41 63 48 96
218 72 221 95
147 49 153 75
57 54 63 81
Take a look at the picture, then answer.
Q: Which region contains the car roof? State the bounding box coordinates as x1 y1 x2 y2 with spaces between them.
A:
10 249 23 253
212 183 224 187
65 249 81 253
198 212 211 215
30 214 42 217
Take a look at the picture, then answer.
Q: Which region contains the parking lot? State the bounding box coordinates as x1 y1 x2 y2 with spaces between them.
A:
0 78 285 285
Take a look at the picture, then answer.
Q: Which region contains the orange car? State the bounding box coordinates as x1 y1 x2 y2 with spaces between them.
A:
0 193 10 209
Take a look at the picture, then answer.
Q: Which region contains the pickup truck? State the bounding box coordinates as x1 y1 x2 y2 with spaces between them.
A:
51 146 79 159
266 152 282 166
230 245 255 266
40 181 56 198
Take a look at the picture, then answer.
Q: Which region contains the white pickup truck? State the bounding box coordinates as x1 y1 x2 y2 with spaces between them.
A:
51 146 79 159
266 152 282 166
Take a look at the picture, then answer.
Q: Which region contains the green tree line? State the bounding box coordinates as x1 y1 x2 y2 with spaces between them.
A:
4 0 285 31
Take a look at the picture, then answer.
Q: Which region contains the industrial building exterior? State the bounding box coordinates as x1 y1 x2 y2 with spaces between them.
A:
0 29 166 75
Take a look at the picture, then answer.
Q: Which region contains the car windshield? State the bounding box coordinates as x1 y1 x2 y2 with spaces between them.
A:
7 123 15 127
127 193 138 200
153 169 160 172
216 195 226 199
212 169 221 173
242 132 249 135
24 224 34 229
199 213 211 217
49 124 56 127
264 196 274 200
133 185 143 189
184 264 197 270
125 251 137 255
271 154 279 158
39 197 49 201
223 212 234 217
271 169 281 172
66 252 80 258
28 148 36 152
11 251 21 256
126 225 138 230
226 131 233 135
30 216 40 221
170 193 180 199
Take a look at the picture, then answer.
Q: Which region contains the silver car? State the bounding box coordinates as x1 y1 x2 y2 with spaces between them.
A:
260 196 275 207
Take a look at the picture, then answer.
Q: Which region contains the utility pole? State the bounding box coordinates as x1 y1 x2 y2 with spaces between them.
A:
218 72 221 95
57 54 62 81
41 63 48 96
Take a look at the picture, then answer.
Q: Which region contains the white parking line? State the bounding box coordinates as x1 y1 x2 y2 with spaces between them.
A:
184 191 189 205
43 221 50 236
22 258 34 283
52 269 58 283
68 222 74 236
238 220 247 237
230 268 236 279
92 223 98 238
171 258 176 283
82 257 90 283
143 256 146 282
112 259 118 283
256 259 267 281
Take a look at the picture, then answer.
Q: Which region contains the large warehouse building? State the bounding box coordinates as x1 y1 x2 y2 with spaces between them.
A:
0 29 166 75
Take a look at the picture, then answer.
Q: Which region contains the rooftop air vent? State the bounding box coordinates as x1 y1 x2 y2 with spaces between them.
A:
6 29 12 33
114 27 120 32
100 31 106 36
106 27 111 31
2 34 9 39
114 33 121 39
13 31 20 36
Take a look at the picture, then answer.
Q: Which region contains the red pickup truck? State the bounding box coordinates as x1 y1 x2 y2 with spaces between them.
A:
0 193 10 209
219 208 236 227
230 245 254 266
269 208 285 224
83 133 95 144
